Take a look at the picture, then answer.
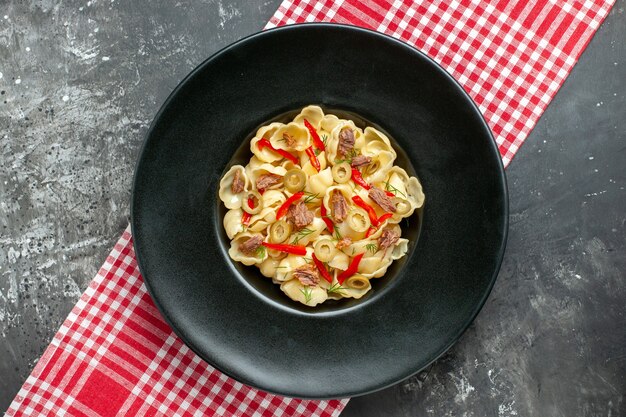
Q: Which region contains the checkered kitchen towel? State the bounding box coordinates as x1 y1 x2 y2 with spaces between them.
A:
7 1 614 416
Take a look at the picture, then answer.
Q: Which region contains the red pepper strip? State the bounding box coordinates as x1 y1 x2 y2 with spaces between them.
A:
276 191 304 220
241 197 255 226
376 212 393 226
305 146 321 172
352 195 378 226
257 138 299 164
365 226 376 238
312 254 333 283
351 168 371 190
262 242 307 256
385 190 395 197
320 203 334 233
337 253 365 284
304 119 325 150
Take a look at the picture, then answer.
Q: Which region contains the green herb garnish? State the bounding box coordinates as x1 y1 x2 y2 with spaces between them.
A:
327 283 347 294
384 180 407 198
300 287 313 303
303 192 319 204
292 227 315 244
365 243 378 254
255 245 267 259
334 148 359 164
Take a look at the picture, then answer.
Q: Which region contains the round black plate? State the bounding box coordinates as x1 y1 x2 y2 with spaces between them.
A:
131 23 508 399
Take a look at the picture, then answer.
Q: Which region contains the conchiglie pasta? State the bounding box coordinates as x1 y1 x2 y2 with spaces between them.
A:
259 257 282 278
219 106 424 306
280 279 328 306
270 122 311 152
223 208 244 239
248 163 287 188
359 127 397 159
305 167 334 196
250 122 284 163
219 165 249 209
275 254 309 282
325 120 363 164
229 233 267 266
360 150 395 184
293 105 325 129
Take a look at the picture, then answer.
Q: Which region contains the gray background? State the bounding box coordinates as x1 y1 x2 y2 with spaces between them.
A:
1 1 624 415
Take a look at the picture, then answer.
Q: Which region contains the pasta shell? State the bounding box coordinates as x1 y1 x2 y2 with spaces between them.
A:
391 238 409 260
320 114 341 133
328 250 350 271
270 122 311 152
259 257 282 278
360 150 395 184
326 120 363 165
247 163 287 190
247 206 276 232
228 233 267 266
250 122 285 163
293 105 325 129
223 208 244 240
304 167 334 198
218 165 249 209
287 216 325 246
301 150 328 176
358 256 393 278
406 176 425 209
261 190 287 210
280 279 328 306
359 127 397 159
275 254 309 282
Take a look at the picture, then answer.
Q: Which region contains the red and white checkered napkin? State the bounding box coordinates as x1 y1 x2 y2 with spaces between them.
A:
7 1 614 416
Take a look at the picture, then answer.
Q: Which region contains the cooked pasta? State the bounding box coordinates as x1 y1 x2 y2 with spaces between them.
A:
219 106 424 306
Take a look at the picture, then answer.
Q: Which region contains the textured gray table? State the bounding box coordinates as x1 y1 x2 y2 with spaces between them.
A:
1 1 624 415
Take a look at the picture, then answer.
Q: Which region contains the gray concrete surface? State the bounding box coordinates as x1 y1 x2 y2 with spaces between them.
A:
1 1 624 415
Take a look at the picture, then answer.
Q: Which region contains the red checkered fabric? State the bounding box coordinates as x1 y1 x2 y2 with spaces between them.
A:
6 227 347 416
7 1 613 416
267 0 615 167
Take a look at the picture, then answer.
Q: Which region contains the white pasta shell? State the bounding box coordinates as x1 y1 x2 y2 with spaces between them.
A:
223 208 244 240
406 176 425 209
259 257 282 278
280 279 328 306
359 127 397 159
391 238 409 260
228 233 267 266
250 122 285 163
326 120 363 165
247 163 287 190
359 256 393 278
328 251 350 271
360 150 395 184
304 167 334 197
293 105 325 129
275 254 309 282
301 150 328 176
218 165 249 209
247 206 277 232
270 122 311 152
287 216 326 246
320 114 341 133
261 190 287 210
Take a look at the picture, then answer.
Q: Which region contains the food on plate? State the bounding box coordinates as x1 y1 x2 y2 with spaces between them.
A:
218 106 424 306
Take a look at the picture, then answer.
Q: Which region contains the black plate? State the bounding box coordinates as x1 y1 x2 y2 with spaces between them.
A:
131 23 508 399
